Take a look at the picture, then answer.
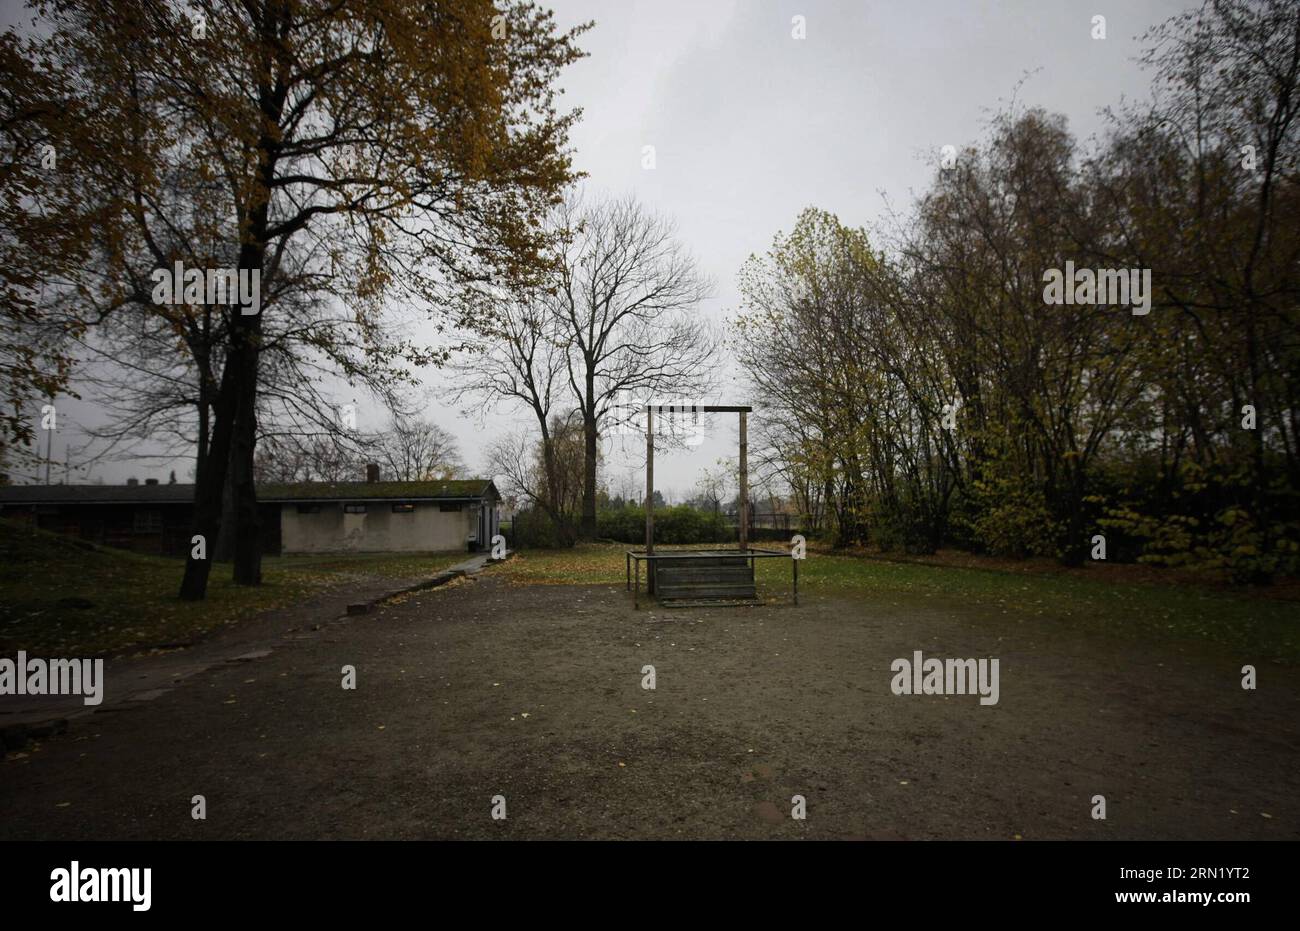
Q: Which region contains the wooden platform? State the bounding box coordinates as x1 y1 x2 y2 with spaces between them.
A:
626 547 796 608
653 553 758 606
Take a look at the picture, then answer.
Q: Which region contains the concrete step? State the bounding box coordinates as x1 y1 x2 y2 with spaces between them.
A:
656 582 756 597
656 583 758 600
659 597 764 609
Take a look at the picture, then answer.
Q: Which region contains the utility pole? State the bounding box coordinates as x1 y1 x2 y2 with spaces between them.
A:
44 409 53 485
738 410 748 551
645 406 654 558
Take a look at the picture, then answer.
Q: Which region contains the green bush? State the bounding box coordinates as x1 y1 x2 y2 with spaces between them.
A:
597 504 730 545
1095 460 1300 583
508 509 574 549
969 477 1059 559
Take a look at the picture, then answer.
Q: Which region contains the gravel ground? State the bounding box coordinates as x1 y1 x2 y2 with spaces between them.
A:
2 574 1297 840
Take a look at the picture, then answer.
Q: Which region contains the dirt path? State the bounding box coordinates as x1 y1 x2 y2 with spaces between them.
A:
0 556 488 737
2 576 1297 840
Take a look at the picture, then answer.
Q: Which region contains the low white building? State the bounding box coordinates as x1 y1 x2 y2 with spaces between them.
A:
0 472 501 557
265 478 501 555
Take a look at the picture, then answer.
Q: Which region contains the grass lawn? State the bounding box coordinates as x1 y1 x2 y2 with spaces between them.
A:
501 542 1300 664
0 519 468 656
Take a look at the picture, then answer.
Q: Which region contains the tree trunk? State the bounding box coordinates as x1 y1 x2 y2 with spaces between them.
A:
180 222 269 596
1059 464 1088 567
580 418 598 538
231 239 266 586
580 392 598 540
215 463 236 561
230 394 262 584
178 318 249 600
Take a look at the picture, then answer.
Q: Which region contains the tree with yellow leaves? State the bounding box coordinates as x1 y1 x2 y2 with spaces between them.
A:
4 0 589 598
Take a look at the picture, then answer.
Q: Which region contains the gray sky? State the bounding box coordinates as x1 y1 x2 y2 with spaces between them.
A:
20 0 1197 498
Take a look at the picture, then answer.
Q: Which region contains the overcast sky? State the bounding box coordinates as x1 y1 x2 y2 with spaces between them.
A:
16 0 1198 497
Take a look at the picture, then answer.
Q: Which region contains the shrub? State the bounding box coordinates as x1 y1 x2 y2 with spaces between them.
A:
508 508 575 549
969 478 1059 559
597 504 730 545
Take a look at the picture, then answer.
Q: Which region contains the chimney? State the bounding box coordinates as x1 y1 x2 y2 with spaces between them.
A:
365 463 380 483
145 478 159 486
126 478 139 486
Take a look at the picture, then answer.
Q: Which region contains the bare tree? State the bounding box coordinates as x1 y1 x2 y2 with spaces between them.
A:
485 414 584 544
254 434 366 483
550 191 717 538
688 461 732 515
453 190 716 540
448 286 575 538
371 416 464 482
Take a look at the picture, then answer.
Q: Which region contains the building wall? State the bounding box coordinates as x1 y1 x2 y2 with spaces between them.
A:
2 503 192 557
0 502 281 559
279 501 474 554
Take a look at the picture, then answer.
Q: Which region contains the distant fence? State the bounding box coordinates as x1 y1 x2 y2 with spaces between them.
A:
502 507 811 549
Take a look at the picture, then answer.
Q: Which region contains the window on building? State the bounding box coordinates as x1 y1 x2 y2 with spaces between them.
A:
439 502 462 512
392 503 416 513
296 503 321 514
133 509 163 533
344 503 368 514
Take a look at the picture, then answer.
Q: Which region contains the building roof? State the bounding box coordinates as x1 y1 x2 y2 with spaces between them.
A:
0 479 498 506
259 480 497 502
0 483 195 505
